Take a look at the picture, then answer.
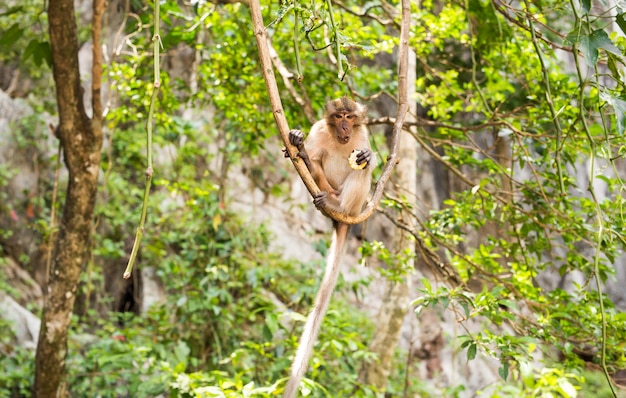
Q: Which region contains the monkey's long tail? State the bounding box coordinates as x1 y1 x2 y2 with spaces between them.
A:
283 223 349 398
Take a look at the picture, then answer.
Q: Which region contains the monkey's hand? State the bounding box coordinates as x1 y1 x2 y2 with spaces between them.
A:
356 148 373 168
289 129 305 149
288 129 315 170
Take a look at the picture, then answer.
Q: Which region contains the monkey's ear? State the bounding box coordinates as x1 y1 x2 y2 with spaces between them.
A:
356 103 368 124
357 102 367 114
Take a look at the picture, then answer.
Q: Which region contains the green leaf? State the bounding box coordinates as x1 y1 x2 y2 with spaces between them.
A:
581 0 591 13
467 343 477 361
458 300 471 318
558 379 578 397
568 29 621 67
607 53 622 86
498 361 510 380
616 12 626 36
22 40 38 62
0 24 24 47
173 341 190 369
572 33 597 67
460 338 472 349
414 304 425 317
498 299 518 310
600 92 626 135
265 312 279 337
421 277 432 292
590 29 621 56
440 296 450 309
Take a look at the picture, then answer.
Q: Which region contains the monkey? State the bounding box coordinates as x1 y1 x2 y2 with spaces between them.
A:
284 97 374 398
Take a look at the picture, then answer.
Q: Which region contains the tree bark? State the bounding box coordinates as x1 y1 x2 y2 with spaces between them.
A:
33 0 104 396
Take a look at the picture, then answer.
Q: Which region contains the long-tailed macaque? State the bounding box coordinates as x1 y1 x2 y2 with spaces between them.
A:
284 97 374 398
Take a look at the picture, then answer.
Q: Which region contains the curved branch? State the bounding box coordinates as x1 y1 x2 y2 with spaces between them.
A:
249 0 410 224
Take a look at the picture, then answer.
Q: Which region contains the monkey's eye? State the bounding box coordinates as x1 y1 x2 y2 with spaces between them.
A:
346 114 355 119
334 114 343 119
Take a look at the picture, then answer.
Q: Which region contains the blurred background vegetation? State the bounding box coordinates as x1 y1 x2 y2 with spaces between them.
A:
1 0 626 397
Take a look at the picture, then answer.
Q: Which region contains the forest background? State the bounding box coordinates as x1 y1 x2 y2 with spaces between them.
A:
1 0 626 397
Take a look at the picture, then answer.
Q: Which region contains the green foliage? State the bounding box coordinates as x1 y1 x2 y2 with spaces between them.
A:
0 1 54 104
1 185 377 397
486 363 583 398
398 0 626 395
0 320 33 398
0 165 17 241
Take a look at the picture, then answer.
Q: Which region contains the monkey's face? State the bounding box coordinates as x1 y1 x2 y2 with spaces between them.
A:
332 112 356 144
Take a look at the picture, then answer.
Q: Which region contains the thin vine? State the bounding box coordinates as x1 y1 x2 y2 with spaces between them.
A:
123 1 162 279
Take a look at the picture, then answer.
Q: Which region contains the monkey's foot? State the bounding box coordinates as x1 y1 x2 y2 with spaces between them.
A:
313 191 340 210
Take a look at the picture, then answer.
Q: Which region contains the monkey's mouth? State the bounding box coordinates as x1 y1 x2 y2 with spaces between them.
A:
338 136 350 144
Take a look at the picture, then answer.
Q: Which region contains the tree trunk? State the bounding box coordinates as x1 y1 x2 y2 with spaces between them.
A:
33 0 104 396
360 48 417 390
